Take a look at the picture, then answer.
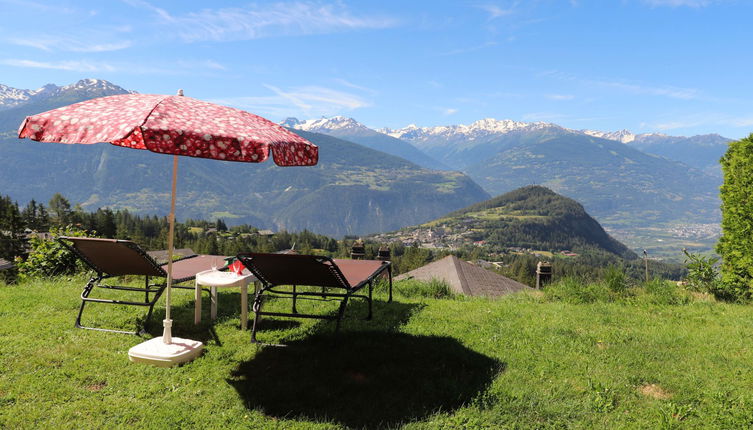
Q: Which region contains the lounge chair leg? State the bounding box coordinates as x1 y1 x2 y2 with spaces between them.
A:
388 266 393 302
367 282 373 320
75 279 96 329
251 292 264 343
75 300 87 329
335 296 350 333
142 303 157 334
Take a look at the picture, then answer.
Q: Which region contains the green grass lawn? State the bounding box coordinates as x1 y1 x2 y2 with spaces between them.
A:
2 277 753 429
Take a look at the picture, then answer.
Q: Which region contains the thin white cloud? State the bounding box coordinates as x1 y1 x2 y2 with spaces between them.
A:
547 94 575 101
1 57 228 75
332 78 377 95
8 36 132 53
0 59 118 72
176 59 227 71
599 80 699 100
0 0 77 14
437 41 498 56
727 116 753 127
442 108 459 115
476 3 516 19
642 113 753 133
642 0 713 7
652 120 704 130
212 84 371 119
265 84 371 110
125 0 398 43
539 69 701 100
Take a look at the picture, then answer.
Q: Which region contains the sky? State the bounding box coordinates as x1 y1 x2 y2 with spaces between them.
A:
1 0 752 138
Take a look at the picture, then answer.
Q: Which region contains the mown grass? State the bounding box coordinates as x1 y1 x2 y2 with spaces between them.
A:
1 276 753 429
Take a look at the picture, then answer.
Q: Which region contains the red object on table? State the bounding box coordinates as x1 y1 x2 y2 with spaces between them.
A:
230 259 244 275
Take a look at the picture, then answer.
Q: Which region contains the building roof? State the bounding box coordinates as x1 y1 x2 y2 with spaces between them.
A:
395 255 531 297
0 258 14 271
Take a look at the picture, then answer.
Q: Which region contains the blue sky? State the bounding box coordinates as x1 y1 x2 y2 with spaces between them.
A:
1 0 751 138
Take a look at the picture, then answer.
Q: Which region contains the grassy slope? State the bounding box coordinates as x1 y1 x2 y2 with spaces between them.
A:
2 278 753 429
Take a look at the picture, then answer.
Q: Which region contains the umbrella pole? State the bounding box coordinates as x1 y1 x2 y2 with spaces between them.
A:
163 154 179 344
127 153 203 366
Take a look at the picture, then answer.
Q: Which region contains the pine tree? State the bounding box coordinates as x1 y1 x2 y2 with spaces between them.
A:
0 196 26 261
48 193 72 226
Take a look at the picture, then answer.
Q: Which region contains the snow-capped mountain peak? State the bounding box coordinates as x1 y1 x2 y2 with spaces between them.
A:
281 116 372 133
579 128 674 144
0 84 37 109
0 79 132 110
581 129 637 143
60 78 128 93
380 118 560 142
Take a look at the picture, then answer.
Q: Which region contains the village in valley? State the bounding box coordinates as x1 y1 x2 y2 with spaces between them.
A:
371 222 578 258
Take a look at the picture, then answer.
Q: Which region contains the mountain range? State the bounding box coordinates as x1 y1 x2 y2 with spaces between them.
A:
0 79 131 110
582 129 730 176
304 116 725 229
0 79 730 254
0 80 487 237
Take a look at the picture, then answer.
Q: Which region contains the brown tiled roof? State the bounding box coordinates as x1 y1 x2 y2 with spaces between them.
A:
395 255 531 297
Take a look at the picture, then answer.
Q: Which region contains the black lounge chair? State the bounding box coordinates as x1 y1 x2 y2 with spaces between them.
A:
236 253 392 343
58 236 221 335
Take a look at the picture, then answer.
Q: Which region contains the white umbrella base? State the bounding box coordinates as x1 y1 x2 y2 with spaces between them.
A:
128 336 204 367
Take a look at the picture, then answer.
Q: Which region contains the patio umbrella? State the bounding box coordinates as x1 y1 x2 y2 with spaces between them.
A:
17 90 318 365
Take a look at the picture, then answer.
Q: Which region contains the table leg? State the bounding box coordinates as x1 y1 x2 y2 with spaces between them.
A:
210 285 218 320
194 280 201 325
241 281 248 330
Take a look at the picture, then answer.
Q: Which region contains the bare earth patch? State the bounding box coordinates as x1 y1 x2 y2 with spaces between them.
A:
86 382 107 392
638 384 671 400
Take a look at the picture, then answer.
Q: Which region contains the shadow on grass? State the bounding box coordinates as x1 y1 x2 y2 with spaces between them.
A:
227 301 503 429
228 332 502 428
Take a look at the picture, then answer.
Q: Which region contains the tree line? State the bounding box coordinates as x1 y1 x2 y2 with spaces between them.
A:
1 192 686 286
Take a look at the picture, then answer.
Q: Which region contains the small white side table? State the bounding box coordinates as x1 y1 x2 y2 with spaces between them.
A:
194 269 256 330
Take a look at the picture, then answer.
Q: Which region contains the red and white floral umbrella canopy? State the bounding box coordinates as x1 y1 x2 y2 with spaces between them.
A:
18 93 318 166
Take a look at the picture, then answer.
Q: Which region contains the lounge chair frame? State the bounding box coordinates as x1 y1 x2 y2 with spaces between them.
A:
59 236 207 335
236 253 392 343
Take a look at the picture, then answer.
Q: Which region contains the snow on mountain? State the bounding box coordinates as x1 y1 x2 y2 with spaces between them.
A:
0 85 38 109
380 118 561 142
581 129 637 143
280 116 452 170
59 78 131 94
281 115 372 133
0 79 132 110
580 129 674 144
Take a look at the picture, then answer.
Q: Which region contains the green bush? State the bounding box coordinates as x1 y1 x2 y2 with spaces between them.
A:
603 265 629 294
16 226 91 281
642 278 691 306
544 277 612 304
682 249 731 301
396 278 455 299
544 274 695 306
717 133 753 301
